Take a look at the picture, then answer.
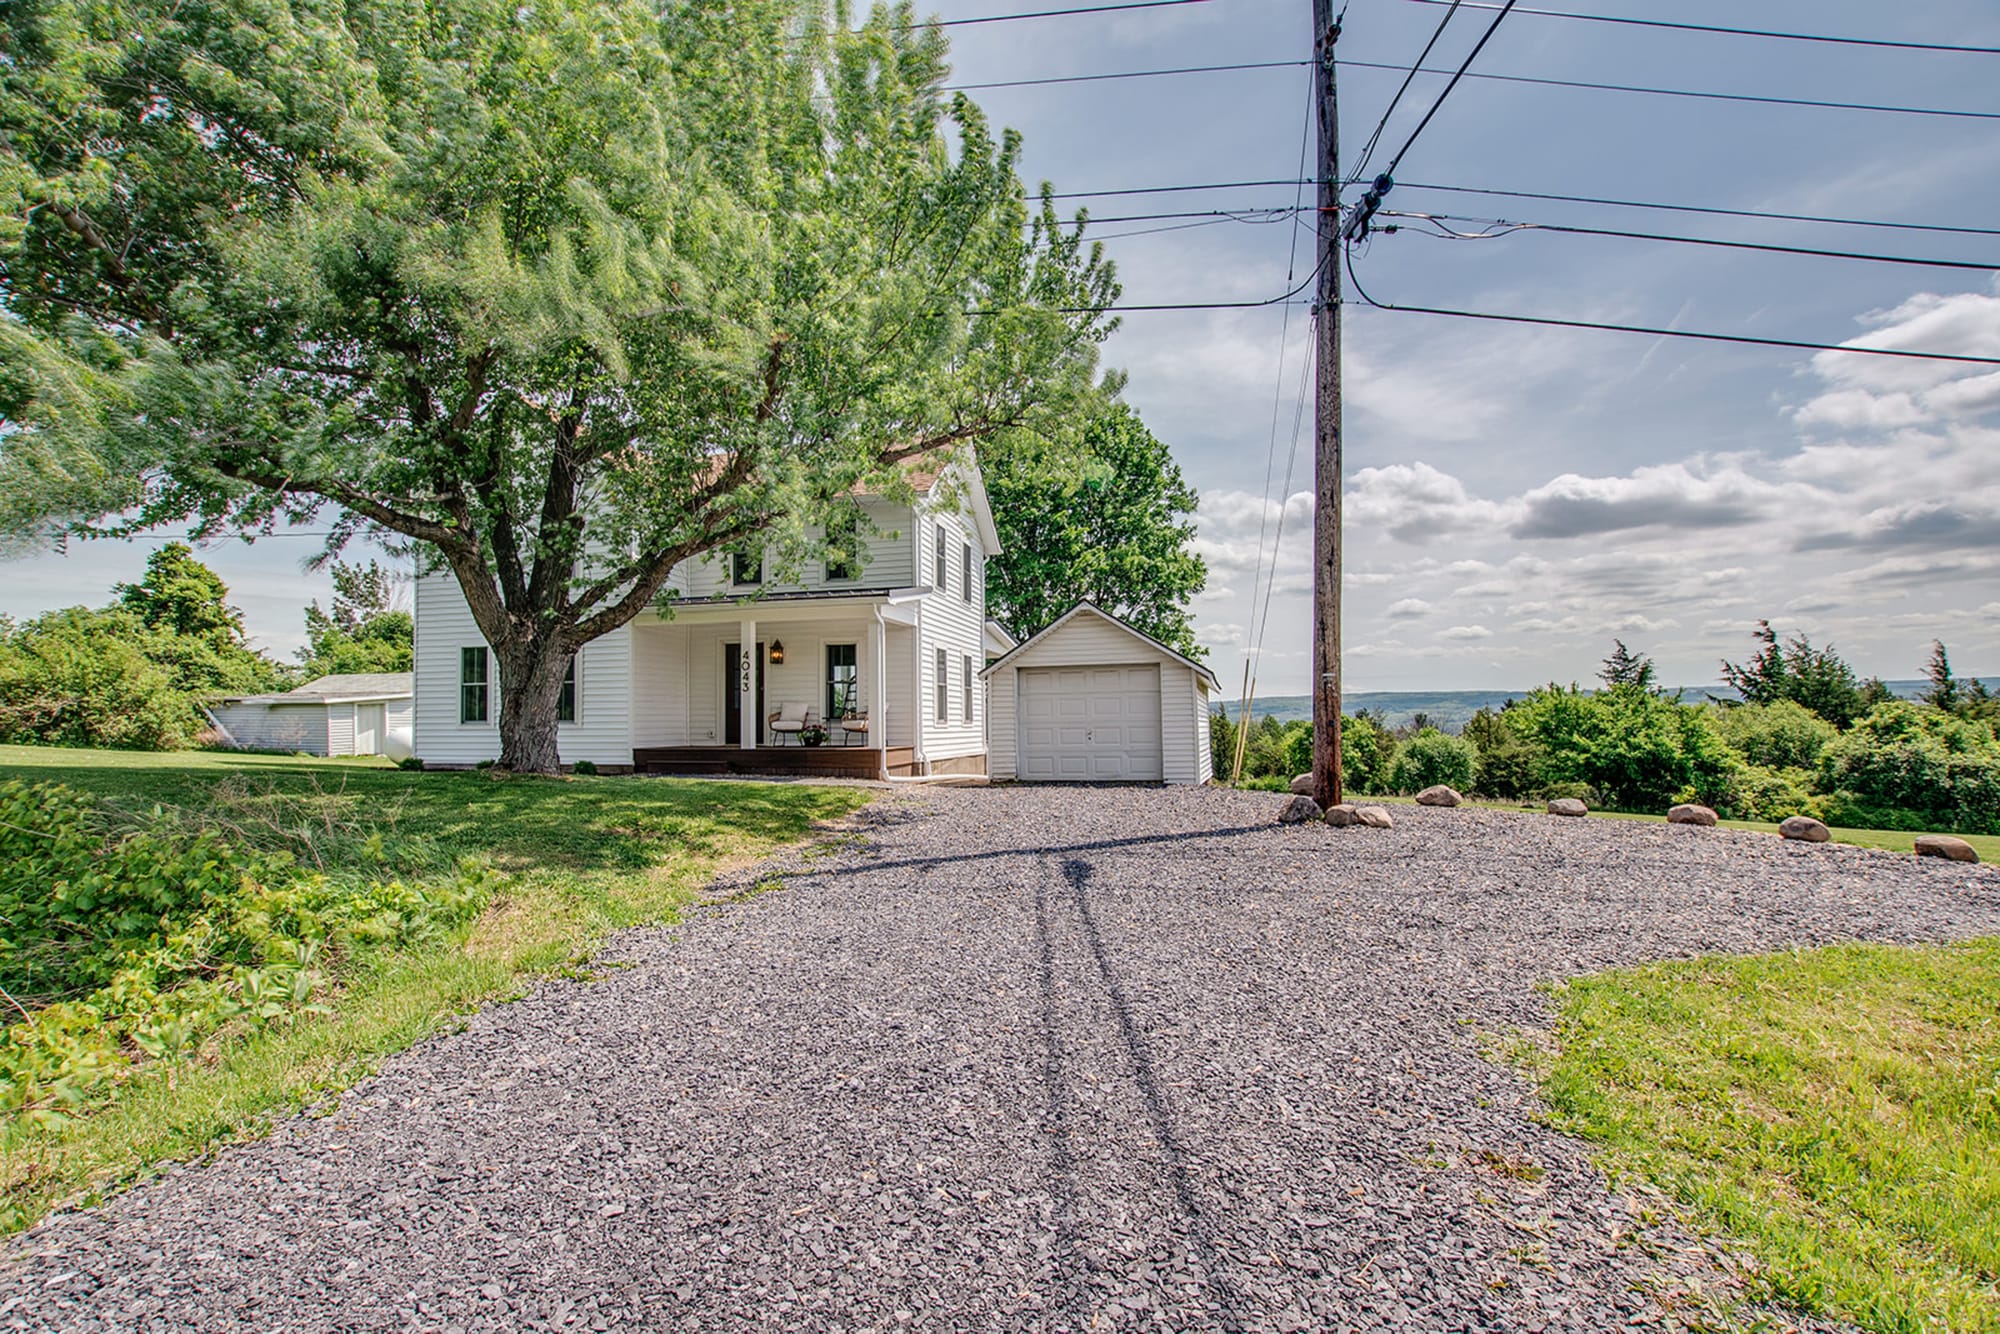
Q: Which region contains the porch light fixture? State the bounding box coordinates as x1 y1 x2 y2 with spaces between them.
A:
769 639 785 665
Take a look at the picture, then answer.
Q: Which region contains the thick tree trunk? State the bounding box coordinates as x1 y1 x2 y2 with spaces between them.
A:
494 640 572 775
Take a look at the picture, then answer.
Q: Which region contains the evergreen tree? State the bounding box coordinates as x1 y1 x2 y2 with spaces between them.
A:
1720 620 1865 727
1 0 1115 771
1921 640 1961 712
983 399 1206 658
114 544 244 645
1598 639 1656 691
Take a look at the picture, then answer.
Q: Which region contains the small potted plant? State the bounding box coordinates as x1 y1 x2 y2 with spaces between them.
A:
800 723 828 747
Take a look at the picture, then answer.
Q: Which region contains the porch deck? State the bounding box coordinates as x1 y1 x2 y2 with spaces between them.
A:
633 745 917 779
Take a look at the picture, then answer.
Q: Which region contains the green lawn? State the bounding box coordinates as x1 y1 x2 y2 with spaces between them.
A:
1365 792 1999 861
1526 941 2000 1332
0 744 870 1230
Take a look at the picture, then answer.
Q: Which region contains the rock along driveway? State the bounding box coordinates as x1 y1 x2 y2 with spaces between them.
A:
6 786 1999 1333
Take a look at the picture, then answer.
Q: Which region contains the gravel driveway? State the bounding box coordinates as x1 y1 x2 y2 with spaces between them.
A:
5 787 1997 1333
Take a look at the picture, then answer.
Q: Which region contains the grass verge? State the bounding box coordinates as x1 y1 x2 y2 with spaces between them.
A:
0 744 870 1232
1520 940 2000 1333
1364 792 2000 861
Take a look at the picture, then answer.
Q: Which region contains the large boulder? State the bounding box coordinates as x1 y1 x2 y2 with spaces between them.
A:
1547 797 1588 818
1415 785 1462 808
1667 803 1718 827
1779 815 1831 843
1324 803 1361 828
1914 834 1980 864
1291 773 1314 796
1356 805 1395 829
1278 795 1323 825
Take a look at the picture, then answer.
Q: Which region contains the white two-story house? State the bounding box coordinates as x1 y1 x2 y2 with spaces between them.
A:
411 457 1011 778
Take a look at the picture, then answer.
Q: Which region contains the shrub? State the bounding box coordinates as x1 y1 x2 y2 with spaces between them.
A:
1464 706 1539 799
1388 728 1478 794
0 780 494 1128
1516 685 1735 813
570 759 598 776
1817 703 2000 834
1710 764 1822 823
1710 701 1837 772
1341 713 1395 794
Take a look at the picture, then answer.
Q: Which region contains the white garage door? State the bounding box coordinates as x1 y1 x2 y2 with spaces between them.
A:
1018 665 1163 782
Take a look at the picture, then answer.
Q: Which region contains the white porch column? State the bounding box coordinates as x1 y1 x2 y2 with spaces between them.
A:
870 613 888 773
738 616 757 749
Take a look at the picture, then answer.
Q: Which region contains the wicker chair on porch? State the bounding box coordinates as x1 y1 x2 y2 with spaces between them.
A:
835 708 869 747
767 702 818 745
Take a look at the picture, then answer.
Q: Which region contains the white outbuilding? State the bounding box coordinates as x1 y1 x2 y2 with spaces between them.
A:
208 673 414 758
981 602 1216 784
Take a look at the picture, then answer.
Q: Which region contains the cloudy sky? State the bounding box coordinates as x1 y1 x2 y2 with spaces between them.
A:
6 0 1998 691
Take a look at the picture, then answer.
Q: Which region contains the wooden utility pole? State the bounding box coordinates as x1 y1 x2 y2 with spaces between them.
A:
1310 0 1344 809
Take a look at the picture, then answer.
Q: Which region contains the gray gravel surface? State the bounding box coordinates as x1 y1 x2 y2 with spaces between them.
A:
5 787 1997 1333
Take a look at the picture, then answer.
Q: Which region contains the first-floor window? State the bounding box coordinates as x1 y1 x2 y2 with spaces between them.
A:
935 647 948 723
962 654 975 722
558 656 578 723
827 643 858 719
459 646 489 723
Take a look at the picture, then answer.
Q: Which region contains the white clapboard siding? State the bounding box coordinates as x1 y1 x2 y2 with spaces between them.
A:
412 574 634 767
913 495 988 763
209 701 330 755
676 498 915 600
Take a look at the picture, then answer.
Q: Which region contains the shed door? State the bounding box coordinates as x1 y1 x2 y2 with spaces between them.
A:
1017 666 1163 782
354 703 385 755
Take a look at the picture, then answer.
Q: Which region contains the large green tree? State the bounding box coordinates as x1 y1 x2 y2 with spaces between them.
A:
983 398 1205 657
1 0 1115 771
299 560 413 677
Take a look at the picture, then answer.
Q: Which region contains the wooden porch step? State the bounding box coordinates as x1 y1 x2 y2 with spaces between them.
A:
633 746 916 779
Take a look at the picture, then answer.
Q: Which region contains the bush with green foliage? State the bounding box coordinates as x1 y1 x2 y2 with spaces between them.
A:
1815 703 2000 834
0 780 493 1129
1709 700 1838 772
1340 713 1396 794
1388 727 1478 794
1713 764 1822 823
0 547 289 750
1463 706 1539 800
1516 685 1736 812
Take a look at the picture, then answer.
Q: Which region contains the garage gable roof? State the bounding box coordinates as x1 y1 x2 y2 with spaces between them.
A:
980 601 1218 690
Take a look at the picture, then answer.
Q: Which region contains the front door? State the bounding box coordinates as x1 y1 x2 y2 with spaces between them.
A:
724 642 765 745
353 702 385 755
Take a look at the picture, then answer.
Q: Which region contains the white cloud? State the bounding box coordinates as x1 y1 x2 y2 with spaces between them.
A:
1440 624 1494 641
1386 597 1433 619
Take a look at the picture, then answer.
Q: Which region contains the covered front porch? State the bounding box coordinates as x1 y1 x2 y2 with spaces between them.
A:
628 592 920 780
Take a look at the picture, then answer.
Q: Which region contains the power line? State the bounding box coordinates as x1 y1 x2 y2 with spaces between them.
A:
946 57 2000 121
975 255 1324 314
1403 0 2000 56
948 59 1304 91
1377 209 2000 272
1245 73 1318 695
1047 177 2000 239
1392 181 2000 240
1351 0 1463 182
1341 248 2000 366
905 0 1211 28
1378 0 1517 180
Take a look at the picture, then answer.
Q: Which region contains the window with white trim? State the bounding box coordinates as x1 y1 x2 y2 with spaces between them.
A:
962 654 974 721
961 543 972 604
730 549 762 586
459 647 489 723
934 525 948 594
935 647 948 723
558 656 578 723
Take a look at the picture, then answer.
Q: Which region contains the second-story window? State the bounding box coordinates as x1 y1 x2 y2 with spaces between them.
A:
731 549 762 586
961 542 973 603
934 524 948 593
825 509 859 582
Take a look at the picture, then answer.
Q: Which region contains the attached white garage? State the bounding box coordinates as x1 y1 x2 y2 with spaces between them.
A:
983 603 1217 784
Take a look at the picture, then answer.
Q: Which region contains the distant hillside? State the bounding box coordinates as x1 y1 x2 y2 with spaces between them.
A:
1214 680 1991 734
